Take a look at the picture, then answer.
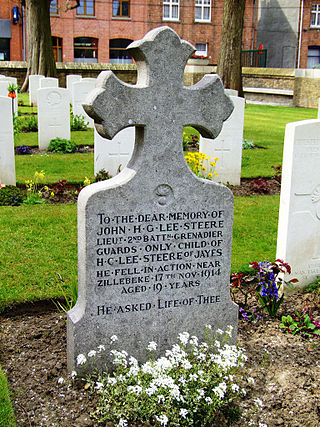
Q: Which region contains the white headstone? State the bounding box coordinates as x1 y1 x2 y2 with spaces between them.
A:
29 74 44 106
277 119 320 289
0 96 15 185
39 77 59 88
37 87 71 150
72 78 96 128
199 95 245 185
94 127 135 176
67 74 82 92
224 89 238 97
67 27 237 372
0 77 18 116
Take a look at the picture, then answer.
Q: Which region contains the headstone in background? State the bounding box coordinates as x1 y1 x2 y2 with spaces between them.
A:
0 96 15 185
67 74 82 92
72 78 96 128
68 27 237 372
29 74 44 106
94 126 135 177
277 119 320 289
224 89 238 97
199 94 245 185
39 77 59 89
0 77 18 116
37 87 71 150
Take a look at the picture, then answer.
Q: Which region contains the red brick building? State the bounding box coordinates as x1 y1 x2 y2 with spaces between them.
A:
0 0 257 65
298 0 320 68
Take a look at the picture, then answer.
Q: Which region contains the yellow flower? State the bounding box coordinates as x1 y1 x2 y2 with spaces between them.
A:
214 171 218 176
208 173 213 178
50 192 55 197
214 157 219 162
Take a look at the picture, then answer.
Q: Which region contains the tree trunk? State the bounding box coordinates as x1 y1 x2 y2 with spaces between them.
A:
21 0 56 92
216 0 246 97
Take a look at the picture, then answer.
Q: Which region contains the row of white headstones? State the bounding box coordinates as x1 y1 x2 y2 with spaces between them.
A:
0 73 320 288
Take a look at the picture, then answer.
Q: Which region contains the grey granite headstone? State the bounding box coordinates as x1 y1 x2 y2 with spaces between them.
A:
67 27 238 371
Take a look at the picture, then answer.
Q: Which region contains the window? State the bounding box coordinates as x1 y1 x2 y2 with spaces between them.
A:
0 38 10 61
311 4 320 27
194 42 208 57
112 0 130 17
109 39 133 63
195 0 211 22
307 46 320 68
52 37 62 62
163 0 179 21
74 37 98 62
50 0 58 14
77 0 94 16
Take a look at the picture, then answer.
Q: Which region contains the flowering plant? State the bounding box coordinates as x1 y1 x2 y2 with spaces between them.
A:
280 310 320 338
191 54 208 60
250 259 296 317
23 170 48 205
78 327 248 425
7 82 18 99
185 151 218 180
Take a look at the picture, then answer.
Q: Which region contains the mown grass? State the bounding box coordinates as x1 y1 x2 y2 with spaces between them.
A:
0 195 279 310
0 367 16 427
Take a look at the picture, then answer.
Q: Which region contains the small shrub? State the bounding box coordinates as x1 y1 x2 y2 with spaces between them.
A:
12 115 22 136
280 311 320 338
0 185 25 206
52 179 67 195
19 115 38 132
16 145 32 155
71 113 89 131
242 139 255 149
249 178 272 194
95 169 112 182
183 131 199 151
48 138 77 153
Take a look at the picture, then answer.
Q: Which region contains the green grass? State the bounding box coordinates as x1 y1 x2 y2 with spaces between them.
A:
242 104 317 178
15 129 94 148
0 195 279 310
0 366 16 427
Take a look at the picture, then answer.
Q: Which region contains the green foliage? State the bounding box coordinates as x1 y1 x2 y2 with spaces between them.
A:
23 170 48 205
280 312 320 338
0 185 25 206
12 115 21 137
80 327 245 426
70 113 89 131
19 115 38 132
48 138 77 153
95 169 112 182
242 139 255 149
0 366 16 427
52 273 78 320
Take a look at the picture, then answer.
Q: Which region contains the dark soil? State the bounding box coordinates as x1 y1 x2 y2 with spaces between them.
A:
1 291 319 426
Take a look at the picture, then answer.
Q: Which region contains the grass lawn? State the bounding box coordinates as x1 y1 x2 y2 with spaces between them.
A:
0 366 16 427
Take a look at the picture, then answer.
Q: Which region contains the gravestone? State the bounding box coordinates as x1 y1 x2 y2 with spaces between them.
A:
67 27 238 371
72 78 96 128
37 87 71 149
277 119 320 289
39 77 59 89
67 74 82 92
199 94 245 185
0 77 18 116
0 96 15 185
29 74 44 106
94 126 135 176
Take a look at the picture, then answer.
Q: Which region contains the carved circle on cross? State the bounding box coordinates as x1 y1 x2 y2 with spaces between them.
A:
154 184 173 206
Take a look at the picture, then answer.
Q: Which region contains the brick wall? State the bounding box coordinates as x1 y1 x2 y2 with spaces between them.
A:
298 0 320 68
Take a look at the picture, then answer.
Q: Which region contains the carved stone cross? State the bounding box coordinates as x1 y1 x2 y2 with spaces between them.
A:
68 27 238 372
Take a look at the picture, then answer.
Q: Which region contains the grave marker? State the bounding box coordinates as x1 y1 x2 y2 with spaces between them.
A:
94 126 135 176
67 74 82 92
67 27 238 371
29 74 44 106
39 77 59 88
0 96 15 185
37 87 71 149
277 119 320 288
0 77 18 116
72 78 96 128
200 94 245 185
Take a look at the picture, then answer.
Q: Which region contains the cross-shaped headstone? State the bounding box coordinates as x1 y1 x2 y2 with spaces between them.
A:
68 27 238 373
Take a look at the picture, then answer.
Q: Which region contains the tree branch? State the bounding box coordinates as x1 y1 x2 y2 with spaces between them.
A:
64 0 80 11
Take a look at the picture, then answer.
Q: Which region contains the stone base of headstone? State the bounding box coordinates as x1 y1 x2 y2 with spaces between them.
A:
0 96 15 185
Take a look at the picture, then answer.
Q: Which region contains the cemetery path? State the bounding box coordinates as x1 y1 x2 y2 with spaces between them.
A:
0 292 319 426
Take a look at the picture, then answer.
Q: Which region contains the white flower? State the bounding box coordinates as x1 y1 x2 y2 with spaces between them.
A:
127 385 143 394
189 373 198 381
247 377 255 384
129 356 138 366
179 377 187 385
189 335 199 346
110 335 118 343
213 382 227 399
76 354 87 366
157 395 165 403
231 384 240 393
107 377 117 385
128 365 140 377
205 324 212 330
155 414 169 426
216 328 224 335
254 398 263 408
147 341 158 351
197 388 205 399
181 359 192 370
70 370 77 379
57 377 64 384
95 382 104 391
98 345 105 352
178 332 190 345
119 419 128 427
88 350 96 358
179 408 189 418
205 396 213 403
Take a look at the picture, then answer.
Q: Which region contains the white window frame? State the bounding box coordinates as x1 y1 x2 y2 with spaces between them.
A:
194 42 208 57
163 0 179 21
311 4 320 27
195 0 211 23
